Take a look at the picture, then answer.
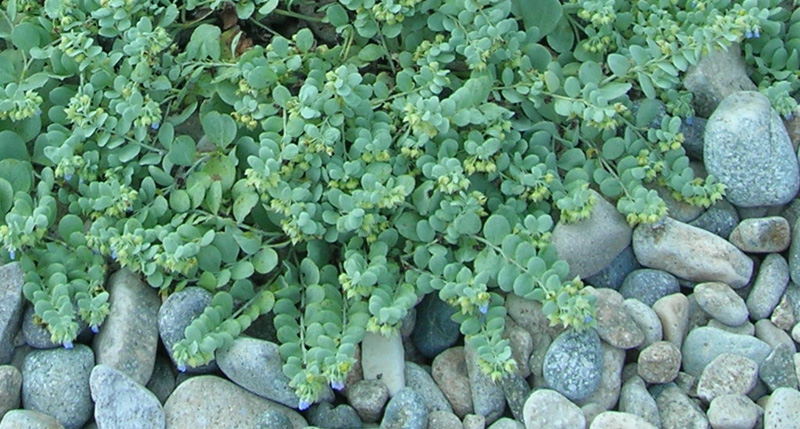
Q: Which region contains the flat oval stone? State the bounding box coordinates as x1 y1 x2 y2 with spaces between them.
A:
707 394 761 429
90 364 165 428
747 254 791 320
164 375 306 428
704 90 800 207
622 299 663 347
216 337 303 408
729 217 791 253
431 347 473 418
543 328 604 402
618 376 661 428
693 282 749 327
552 190 632 280
696 353 759 402
620 269 680 307
0 409 64 429
404 361 452 414
21 345 94 429
633 218 753 288
93 269 160 385
764 387 800 429
522 389 585 429
682 327 771 377
586 288 644 349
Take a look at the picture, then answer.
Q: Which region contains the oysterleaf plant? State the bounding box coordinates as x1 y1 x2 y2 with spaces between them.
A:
1 0 799 408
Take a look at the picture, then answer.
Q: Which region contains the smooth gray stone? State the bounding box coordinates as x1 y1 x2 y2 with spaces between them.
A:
619 376 661 428
707 394 761 429
21 345 94 429
747 254 790 320
633 217 753 288
412 293 460 359
404 361 452 414
255 410 293 429
704 91 800 207
693 282 749 327
552 190 633 280
465 345 505 424
577 341 625 410
522 389 585 428
655 384 710 429
157 287 216 374
307 402 363 429
0 409 64 429
22 305 60 349
764 387 800 429
164 375 307 428
620 269 680 307
93 269 160 385
683 43 757 118
729 217 791 253
0 263 24 364
0 365 21 419
346 379 388 423
682 327 772 377
543 328 604 402
90 364 165 428
380 388 428 429
215 337 301 408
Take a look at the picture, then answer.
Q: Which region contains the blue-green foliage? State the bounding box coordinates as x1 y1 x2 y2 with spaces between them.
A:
0 0 796 407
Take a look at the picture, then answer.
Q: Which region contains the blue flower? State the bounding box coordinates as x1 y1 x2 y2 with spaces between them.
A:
331 380 345 391
90 325 100 334
151 122 160 130
298 399 311 411
110 246 118 261
177 364 187 373
584 315 593 324
754 29 760 38
479 304 488 315
63 340 74 349
8 249 15 260
685 116 694 126
64 173 73 181
745 30 753 39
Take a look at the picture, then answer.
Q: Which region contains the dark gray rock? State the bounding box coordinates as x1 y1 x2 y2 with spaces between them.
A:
585 245 640 291
412 294 460 359
90 364 165 428
21 344 94 429
759 343 798 392
620 269 681 307
704 91 799 207
381 388 428 429
307 402 363 429
500 373 529 422
146 354 176 404
0 263 25 364
157 287 216 373
93 269 160 385
543 328 604 402
681 116 708 161
689 199 740 239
